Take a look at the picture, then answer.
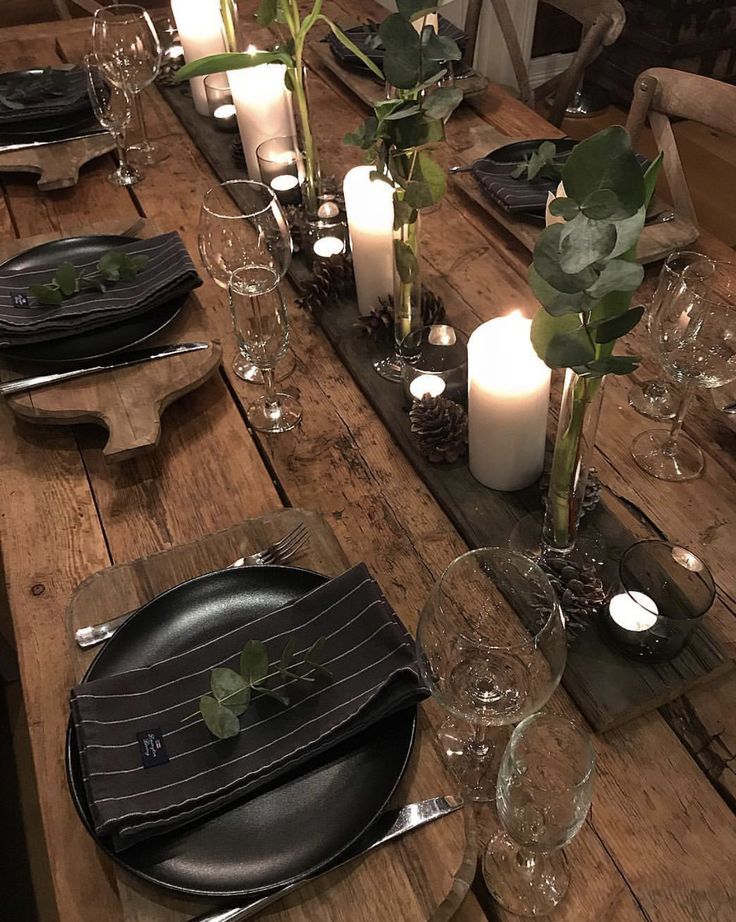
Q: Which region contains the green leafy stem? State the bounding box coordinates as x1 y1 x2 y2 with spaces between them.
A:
29 250 150 306
510 140 566 182
182 636 332 740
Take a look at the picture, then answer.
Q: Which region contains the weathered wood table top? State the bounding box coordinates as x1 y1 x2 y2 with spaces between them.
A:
0 3 735 921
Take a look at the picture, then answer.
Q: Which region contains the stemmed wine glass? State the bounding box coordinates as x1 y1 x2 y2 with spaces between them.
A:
84 55 140 188
229 266 303 433
632 258 736 481
483 713 595 917
92 4 166 167
628 250 709 421
199 180 294 383
416 548 567 802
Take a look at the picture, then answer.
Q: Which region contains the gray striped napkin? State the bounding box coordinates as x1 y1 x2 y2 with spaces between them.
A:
0 232 202 346
70 563 427 851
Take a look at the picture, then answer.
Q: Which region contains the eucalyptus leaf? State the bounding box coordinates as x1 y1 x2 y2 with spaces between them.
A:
609 206 646 260
534 225 597 293
562 126 645 217
29 284 63 306
587 355 640 375
421 86 462 122
54 262 78 297
549 197 579 221
394 240 419 283
592 306 644 343
210 667 251 715
240 639 269 686
305 636 327 665
421 29 461 63
393 198 415 230
531 309 595 368
585 259 644 300
559 214 616 274
200 695 241 739
528 265 594 316
379 14 421 89
389 111 444 149
580 189 625 221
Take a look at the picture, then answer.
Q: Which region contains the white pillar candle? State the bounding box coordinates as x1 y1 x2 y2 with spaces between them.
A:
410 375 446 399
468 310 551 491
170 0 227 116
413 12 439 32
228 51 296 181
343 165 395 315
609 591 659 632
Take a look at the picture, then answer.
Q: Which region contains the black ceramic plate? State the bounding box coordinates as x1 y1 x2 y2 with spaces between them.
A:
66 565 417 897
0 109 101 145
0 236 186 367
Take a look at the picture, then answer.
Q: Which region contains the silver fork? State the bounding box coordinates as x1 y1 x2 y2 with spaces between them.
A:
74 523 310 649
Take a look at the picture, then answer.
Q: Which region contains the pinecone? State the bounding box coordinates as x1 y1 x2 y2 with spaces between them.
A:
419 288 447 326
231 138 246 171
155 56 185 87
540 467 602 519
409 395 468 463
296 253 356 312
539 554 607 638
358 287 446 341
356 302 394 339
284 205 305 253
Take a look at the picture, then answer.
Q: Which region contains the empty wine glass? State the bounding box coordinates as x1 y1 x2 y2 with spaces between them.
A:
416 548 567 801
199 180 293 383
92 4 166 166
628 251 709 420
84 55 140 188
632 258 736 481
483 713 594 917
228 266 302 433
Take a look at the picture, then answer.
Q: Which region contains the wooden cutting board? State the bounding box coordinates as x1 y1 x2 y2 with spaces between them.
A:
67 508 477 922
0 131 116 190
0 217 222 462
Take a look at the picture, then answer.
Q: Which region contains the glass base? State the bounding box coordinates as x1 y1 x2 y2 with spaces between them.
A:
483 829 569 917
373 352 404 382
628 380 678 420
247 393 302 434
437 715 504 803
128 140 170 166
509 511 607 571
232 350 296 384
631 429 704 481
108 165 142 187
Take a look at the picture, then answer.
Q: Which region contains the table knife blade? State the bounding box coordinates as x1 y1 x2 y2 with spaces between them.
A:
0 342 210 397
192 795 464 922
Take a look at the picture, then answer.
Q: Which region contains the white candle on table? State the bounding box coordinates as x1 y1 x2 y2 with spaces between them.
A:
467 310 551 491
609 591 659 632
413 12 439 32
228 49 296 181
170 0 227 116
343 165 394 315
410 375 446 399
313 236 346 258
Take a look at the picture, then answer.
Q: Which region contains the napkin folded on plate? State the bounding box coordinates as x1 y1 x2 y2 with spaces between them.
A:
0 66 91 125
70 563 428 851
0 232 202 346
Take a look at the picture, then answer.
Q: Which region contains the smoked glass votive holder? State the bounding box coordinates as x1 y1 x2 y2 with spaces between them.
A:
402 325 469 407
204 74 238 132
307 199 348 261
256 136 303 206
602 540 715 663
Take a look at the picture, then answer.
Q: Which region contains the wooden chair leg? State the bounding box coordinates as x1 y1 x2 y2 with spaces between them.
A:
463 0 483 68
488 0 534 106
625 73 658 147
547 14 610 127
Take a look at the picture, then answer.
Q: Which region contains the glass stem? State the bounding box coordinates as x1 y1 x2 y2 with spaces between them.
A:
261 368 280 419
515 847 541 875
134 93 150 150
114 131 131 176
665 385 695 453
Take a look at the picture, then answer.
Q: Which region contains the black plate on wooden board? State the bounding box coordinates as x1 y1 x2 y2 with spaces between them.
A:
0 236 186 367
66 565 417 897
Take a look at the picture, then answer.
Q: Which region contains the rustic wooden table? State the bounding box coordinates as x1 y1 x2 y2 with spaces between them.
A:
0 3 735 922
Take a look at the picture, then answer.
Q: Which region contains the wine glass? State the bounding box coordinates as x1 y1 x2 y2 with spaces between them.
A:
416 548 567 801
92 4 167 167
632 258 736 481
628 250 709 421
84 55 141 188
199 180 294 383
483 713 595 917
228 266 303 434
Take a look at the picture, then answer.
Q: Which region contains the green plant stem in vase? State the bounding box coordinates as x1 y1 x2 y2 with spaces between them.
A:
220 0 239 52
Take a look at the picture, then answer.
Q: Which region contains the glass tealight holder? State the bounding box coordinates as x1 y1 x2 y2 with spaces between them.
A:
307 198 348 261
602 540 715 663
256 136 303 207
402 324 469 407
204 74 238 132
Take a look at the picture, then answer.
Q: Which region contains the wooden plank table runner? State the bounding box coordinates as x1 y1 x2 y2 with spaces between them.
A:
0 218 222 461
67 508 476 922
0 131 115 191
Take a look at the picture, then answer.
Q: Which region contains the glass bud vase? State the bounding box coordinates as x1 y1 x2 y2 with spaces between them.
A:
542 369 606 556
292 66 322 220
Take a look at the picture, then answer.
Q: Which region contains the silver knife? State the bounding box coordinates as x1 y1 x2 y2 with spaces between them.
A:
0 342 210 397
192 795 463 922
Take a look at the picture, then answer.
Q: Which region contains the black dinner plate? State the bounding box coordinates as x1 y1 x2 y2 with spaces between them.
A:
0 236 187 367
482 137 577 166
0 108 101 145
66 565 417 898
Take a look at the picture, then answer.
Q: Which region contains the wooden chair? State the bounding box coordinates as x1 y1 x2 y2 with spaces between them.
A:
485 0 625 126
52 0 101 16
625 67 736 230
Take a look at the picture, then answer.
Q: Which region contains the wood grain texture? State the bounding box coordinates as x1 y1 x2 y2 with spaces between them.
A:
0 132 115 191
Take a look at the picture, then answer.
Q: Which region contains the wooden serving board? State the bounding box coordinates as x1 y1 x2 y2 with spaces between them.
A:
67 508 477 922
451 123 699 265
0 218 222 462
0 131 116 190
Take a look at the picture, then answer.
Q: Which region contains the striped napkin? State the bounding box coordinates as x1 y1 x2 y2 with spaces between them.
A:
70 563 428 851
0 67 91 125
472 160 567 214
0 233 202 346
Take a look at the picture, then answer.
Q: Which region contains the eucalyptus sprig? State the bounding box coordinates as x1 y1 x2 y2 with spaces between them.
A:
29 251 150 306
184 636 332 740
510 140 564 182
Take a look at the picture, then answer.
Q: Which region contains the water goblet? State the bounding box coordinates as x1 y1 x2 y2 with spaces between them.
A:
416 548 567 802
632 259 736 480
92 4 167 166
228 266 303 434
84 55 140 188
483 713 595 917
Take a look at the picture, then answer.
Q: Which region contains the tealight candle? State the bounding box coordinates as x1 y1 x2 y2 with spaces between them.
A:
410 374 446 399
608 591 659 632
270 174 299 193
313 236 346 258
467 310 551 491
343 165 394 315
170 0 227 116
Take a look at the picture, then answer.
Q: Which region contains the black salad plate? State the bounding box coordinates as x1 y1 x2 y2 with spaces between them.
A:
0 236 186 367
66 565 417 897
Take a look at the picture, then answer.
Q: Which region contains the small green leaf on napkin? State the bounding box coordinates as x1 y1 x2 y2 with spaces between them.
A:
27 251 150 307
